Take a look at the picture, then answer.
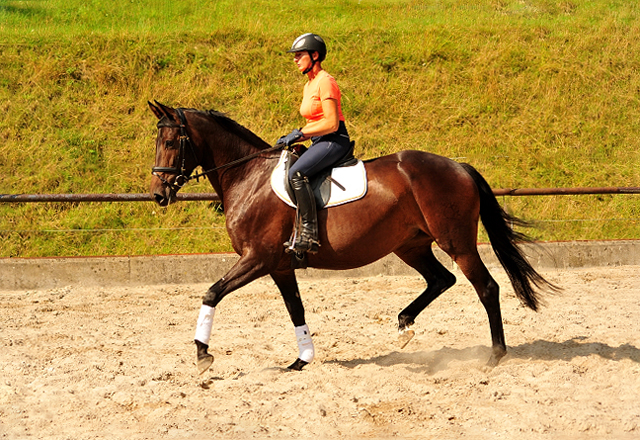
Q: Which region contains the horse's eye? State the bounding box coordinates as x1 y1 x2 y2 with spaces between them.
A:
165 140 175 149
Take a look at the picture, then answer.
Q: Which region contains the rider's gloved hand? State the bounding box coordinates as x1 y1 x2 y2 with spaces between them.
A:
278 128 304 147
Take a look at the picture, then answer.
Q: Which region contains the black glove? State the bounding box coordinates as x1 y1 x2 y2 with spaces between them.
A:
277 128 304 147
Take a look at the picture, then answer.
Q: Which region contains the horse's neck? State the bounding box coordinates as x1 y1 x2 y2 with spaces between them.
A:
191 110 274 205
202 135 272 204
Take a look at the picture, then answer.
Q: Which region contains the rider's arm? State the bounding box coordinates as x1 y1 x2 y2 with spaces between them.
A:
300 98 340 140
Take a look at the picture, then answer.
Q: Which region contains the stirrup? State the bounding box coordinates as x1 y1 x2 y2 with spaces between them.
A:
284 222 319 254
284 237 319 255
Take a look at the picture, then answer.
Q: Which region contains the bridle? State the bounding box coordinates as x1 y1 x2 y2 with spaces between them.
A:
151 108 199 192
152 108 284 192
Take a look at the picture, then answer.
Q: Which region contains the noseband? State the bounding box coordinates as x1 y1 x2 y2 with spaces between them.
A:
152 108 286 192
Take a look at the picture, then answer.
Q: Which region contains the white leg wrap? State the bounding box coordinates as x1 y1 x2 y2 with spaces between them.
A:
194 305 215 346
295 324 315 363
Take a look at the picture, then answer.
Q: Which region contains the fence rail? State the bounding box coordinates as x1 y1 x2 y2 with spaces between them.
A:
492 187 640 196
1 187 639 203
0 193 221 202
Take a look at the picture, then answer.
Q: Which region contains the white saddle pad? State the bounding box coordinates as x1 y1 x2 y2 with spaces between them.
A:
270 150 368 208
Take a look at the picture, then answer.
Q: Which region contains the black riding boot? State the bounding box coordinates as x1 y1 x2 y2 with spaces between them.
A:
285 171 320 254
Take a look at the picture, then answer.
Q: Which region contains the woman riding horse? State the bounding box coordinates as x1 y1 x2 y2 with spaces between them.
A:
278 33 351 255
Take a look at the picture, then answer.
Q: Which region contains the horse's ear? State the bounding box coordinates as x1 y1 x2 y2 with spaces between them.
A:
149 100 177 120
148 101 165 120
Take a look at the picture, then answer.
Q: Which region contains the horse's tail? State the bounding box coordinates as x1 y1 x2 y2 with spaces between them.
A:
460 163 558 311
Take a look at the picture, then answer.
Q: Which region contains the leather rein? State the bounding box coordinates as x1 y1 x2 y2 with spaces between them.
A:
152 108 284 192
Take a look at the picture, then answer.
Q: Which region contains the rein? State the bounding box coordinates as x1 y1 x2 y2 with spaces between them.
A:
191 144 284 180
152 108 284 191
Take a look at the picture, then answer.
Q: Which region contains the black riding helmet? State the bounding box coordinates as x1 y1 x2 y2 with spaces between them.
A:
287 33 327 74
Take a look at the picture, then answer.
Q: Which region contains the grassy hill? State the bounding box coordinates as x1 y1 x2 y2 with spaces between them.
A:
1 0 639 257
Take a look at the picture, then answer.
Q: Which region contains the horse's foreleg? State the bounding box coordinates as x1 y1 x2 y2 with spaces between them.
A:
195 305 216 373
195 256 270 374
271 270 315 370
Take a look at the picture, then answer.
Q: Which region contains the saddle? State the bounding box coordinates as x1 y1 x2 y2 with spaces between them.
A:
270 141 368 210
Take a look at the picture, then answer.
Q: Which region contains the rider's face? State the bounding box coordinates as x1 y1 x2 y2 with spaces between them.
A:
294 51 313 73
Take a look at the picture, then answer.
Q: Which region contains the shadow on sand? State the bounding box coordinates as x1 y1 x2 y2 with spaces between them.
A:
326 337 640 374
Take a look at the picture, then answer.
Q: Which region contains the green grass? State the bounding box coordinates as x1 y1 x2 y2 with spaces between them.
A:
1 0 639 257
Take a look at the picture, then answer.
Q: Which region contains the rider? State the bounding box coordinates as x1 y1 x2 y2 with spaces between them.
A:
278 33 351 255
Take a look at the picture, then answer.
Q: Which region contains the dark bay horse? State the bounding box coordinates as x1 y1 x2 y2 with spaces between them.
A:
148 101 556 374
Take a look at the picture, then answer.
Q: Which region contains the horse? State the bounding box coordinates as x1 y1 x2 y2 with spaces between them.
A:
148 101 557 374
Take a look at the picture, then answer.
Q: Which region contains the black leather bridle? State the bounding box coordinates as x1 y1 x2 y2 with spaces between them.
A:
152 108 285 192
151 108 199 192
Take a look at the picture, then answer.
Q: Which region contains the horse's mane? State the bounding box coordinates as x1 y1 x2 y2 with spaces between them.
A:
203 109 272 150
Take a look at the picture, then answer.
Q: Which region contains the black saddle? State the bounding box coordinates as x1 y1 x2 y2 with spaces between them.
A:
284 140 358 210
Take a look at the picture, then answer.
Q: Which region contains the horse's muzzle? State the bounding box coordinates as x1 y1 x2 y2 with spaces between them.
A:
151 176 176 206
153 192 170 206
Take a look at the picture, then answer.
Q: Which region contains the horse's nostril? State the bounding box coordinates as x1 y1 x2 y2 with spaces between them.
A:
154 193 168 206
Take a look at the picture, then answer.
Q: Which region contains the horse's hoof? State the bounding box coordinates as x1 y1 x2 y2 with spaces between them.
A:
485 357 499 368
287 358 308 371
486 349 506 368
398 329 415 349
197 353 214 375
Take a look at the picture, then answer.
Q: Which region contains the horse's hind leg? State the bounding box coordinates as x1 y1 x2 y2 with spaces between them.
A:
453 250 506 366
395 241 457 347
